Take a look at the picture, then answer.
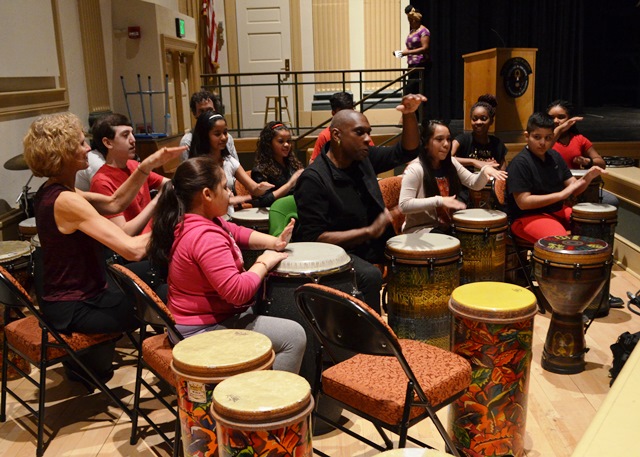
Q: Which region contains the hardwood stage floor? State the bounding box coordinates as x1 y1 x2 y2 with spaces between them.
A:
1 265 639 457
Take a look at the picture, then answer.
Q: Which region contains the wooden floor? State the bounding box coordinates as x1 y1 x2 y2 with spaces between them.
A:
1 265 639 457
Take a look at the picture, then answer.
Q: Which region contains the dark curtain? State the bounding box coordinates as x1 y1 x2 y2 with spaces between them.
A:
409 0 585 119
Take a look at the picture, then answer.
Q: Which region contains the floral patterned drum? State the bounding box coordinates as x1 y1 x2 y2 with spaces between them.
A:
449 282 537 457
385 233 461 350
171 329 275 457
211 370 314 457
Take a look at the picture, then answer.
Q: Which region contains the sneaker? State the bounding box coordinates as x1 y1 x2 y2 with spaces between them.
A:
609 294 625 308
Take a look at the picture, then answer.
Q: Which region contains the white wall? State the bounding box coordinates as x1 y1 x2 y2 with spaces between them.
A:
0 0 89 207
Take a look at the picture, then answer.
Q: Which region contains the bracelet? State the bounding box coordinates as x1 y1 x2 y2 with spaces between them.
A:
138 167 150 176
587 157 594 167
254 260 269 271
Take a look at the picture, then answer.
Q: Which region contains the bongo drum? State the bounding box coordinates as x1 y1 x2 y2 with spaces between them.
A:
0 240 33 380
258 242 356 385
211 371 313 457
17 217 37 242
384 233 461 350
532 236 612 374
449 282 537 457
451 208 507 284
571 169 603 204
231 208 270 268
171 329 275 457
571 203 618 318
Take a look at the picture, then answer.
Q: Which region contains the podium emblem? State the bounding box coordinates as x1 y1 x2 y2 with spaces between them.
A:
501 57 533 98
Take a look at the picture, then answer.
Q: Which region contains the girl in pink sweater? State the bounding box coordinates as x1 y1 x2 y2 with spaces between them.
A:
148 156 305 373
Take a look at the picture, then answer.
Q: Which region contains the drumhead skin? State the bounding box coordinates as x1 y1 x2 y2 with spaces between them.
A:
0 240 32 262
533 235 611 266
571 202 617 219
452 208 507 229
231 207 270 222
213 370 311 422
449 282 537 323
30 234 40 248
18 217 37 228
385 233 460 263
273 242 351 275
172 329 274 379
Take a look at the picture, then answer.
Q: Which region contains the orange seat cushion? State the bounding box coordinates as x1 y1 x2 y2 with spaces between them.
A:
142 333 176 387
322 339 471 425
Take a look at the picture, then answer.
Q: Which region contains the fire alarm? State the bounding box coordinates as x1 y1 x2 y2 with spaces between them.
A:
128 26 141 39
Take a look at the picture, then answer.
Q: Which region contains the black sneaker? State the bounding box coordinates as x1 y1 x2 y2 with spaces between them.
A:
609 294 625 308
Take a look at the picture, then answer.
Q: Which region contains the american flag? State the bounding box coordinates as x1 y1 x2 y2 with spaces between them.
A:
202 0 218 66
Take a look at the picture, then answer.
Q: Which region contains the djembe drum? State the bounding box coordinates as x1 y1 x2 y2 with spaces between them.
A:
532 236 612 374
17 217 37 242
468 181 494 209
231 208 270 268
451 208 507 284
211 371 314 457
571 203 618 318
258 242 356 434
171 329 275 457
449 282 537 457
0 240 33 380
384 233 461 350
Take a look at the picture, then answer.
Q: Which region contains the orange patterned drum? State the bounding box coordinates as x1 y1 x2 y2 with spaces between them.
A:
171 329 275 457
451 208 507 284
211 370 313 457
532 236 612 374
449 282 537 457
385 233 461 350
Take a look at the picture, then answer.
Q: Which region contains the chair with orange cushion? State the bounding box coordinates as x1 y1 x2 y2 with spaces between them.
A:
234 175 253 209
378 175 405 235
295 283 471 455
0 265 132 457
107 263 183 457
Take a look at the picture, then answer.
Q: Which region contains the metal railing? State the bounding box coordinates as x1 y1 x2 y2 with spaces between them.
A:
201 67 424 155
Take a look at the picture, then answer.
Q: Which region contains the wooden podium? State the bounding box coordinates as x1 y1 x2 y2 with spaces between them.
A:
462 48 537 142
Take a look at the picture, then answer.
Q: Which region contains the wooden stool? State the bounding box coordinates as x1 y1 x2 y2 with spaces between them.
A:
264 95 292 125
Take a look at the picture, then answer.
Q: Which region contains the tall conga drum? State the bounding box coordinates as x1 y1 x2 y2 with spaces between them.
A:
571 169 603 204
451 208 507 284
257 242 357 385
532 235 612 374
231 208 270 268
449 282 537 457
257 242 356 434
211 371 314 457
571 203 618 318
384 233 461 350
0 240 33 380
171 329 275 457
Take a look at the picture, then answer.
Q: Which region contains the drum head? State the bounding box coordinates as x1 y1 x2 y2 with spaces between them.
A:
172 329 274 378
213 371 311 422
452 208 507 229
18 217 36 228
533 235 611 266
570 169 588 178
0 240 32 263
571 202 617 219
273 242 351 275
385 233 460 262
31 234 41 248
449 282 537 323
231 208 270 223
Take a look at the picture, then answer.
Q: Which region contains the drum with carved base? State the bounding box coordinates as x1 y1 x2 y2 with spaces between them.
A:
0 240 33 380
231 208 270 268
384 233 461 350
451 208 507 284
571 169 603 204
171 329 275 457
468 181 494 209
211 370 313 457
532 235 611 374
449 282 537 457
